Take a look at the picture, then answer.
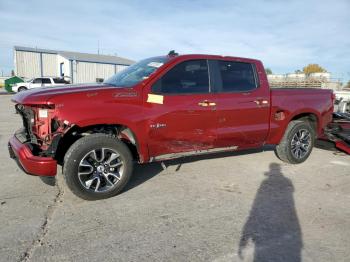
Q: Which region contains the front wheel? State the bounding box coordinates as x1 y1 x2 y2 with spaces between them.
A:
17 86 27 92
275 120 315 164
63 134 133 200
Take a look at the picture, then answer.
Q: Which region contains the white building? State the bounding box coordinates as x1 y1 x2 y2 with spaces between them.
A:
14 46 134 84
309 72 331 80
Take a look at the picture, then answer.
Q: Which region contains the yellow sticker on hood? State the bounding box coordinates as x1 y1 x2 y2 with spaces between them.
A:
147 94 164 104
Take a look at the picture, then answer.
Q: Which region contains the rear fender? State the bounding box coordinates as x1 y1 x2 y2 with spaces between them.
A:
267 108 321 145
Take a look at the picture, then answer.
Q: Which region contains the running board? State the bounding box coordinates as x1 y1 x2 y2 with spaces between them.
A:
150 146 239 162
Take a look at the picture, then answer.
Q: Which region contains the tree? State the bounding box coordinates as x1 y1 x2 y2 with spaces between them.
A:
302 64 327 75
265 68 273 75
294 70 303 74
345 80 350 89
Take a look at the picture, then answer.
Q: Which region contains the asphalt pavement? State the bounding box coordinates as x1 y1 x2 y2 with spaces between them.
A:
0 94 349 262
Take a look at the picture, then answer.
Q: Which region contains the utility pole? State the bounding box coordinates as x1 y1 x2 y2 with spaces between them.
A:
98 40 100 55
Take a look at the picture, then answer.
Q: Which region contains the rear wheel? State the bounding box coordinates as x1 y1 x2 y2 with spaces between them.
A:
275 120 315 164
18 86 27 92
63 134 133 200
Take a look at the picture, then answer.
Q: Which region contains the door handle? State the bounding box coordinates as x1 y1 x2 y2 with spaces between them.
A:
198 101 209 107
198 100 216 107
252 99 269 106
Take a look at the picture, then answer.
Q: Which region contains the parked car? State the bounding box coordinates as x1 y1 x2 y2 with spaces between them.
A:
8 53 334 200
12 77 70 92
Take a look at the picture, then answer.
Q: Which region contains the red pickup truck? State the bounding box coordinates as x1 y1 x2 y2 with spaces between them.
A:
8 53 334 200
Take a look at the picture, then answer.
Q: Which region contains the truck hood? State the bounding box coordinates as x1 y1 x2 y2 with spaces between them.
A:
12 83 114 105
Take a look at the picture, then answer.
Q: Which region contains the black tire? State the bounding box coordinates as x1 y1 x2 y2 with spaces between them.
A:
18 86 27 92
275 120 315 164
63 133 133 200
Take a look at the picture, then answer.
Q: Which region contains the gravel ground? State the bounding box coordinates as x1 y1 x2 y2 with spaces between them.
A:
0 94 349 262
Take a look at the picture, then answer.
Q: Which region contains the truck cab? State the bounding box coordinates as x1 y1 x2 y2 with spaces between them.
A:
140 56 271 158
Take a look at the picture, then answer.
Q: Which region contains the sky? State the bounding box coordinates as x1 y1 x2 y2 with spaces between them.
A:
0 0 349 82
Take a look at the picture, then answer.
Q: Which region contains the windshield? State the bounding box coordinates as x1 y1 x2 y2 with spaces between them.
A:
104 56 169 88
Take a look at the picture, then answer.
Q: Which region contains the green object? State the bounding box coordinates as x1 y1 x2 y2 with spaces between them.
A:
4 76 24 93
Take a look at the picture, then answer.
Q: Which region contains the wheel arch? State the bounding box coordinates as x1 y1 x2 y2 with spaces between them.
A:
55 123 144 165
17 86 28 91
281 111 320 142
290 112 319 134
268 109 321 145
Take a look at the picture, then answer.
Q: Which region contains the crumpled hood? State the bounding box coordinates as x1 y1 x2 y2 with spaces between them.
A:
12 83 113 105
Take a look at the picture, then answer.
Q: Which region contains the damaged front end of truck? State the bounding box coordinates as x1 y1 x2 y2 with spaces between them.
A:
8 103 73 176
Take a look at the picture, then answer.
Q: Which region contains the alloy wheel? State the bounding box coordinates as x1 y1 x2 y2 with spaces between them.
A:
78 148 124 192
291 129 312 159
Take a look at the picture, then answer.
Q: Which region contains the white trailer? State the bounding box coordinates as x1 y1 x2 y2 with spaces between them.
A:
334 90 350 113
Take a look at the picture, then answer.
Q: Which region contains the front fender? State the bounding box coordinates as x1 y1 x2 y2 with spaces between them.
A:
59 109 150 162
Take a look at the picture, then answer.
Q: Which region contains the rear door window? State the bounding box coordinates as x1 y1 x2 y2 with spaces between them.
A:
214 60 257 92
152 60 209 94
32 78 42 84
42 78 51 84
